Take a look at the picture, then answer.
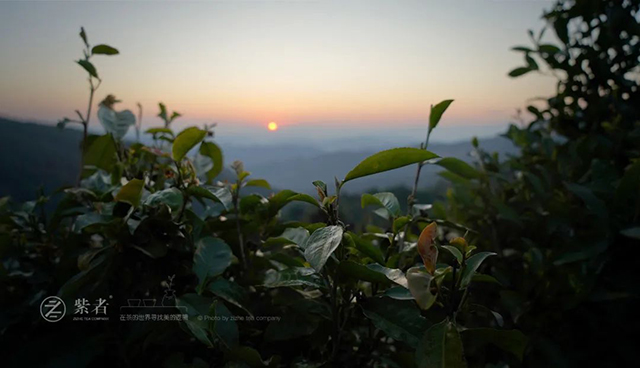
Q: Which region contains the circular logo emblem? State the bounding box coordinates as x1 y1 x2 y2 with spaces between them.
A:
40 296 66 322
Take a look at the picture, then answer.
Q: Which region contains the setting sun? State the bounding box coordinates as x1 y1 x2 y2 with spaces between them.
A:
267 122 278 131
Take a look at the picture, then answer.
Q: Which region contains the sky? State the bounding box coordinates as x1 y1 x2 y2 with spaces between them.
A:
0 0 556 146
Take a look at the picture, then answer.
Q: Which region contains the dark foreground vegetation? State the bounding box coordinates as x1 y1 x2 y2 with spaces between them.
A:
1 1 639 367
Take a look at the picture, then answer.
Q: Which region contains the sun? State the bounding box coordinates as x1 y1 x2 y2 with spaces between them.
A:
267 122 278 131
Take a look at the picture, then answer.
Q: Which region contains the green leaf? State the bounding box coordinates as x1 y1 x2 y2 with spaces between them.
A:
213 301 240 348
508 67 532 77
553 241 607 266
199 141 224 181
460 252 496 288
172 127 206 161
114 179 144 207
262 267 326 289
267 227 310 249
268 253 306 268
621 227 640 240
416 319 466 368
406 267 437 310
564 182 607 217
429 99 454 133
57 118 70 129
187 185 233 211
158 102 168 121
553 14 569 44
193 237 233 289
302 225 344 271
384 286 414 300
77 247 110 271
471 273 502 285
441 246 463 264
76 59 98 78
312 180 327 193
72 213 112 233
175 294 215 347
245 179 271 189
262 237 296 249
207 278 251 315
538 44 561 55
339 261 391 284
91 44 119 55
269 190 320 214
83 134 116 172
289 193 320 207
393 216 411 233
170 111 182 122
79 27 88 47
461 328 528 361
240 194 267 213
282 227 310 245
438 171 470 185
57 253 111 307
347 231 385 265
345 148 439 183
361 297 430 349
435 158 480 179
366 263 408 288
525 54 539 70
144 187 183 212
361 192 401 219
511 46 533 52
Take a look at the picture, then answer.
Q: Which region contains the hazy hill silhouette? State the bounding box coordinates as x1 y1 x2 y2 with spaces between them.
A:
0 118 82 201
0 117 516 201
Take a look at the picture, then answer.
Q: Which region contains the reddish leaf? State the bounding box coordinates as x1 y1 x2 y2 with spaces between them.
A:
417 222 438 274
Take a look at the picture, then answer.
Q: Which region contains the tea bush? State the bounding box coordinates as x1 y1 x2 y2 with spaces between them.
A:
437 0 640 366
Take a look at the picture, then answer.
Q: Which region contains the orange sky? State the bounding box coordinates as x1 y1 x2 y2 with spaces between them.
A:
0 0 556 133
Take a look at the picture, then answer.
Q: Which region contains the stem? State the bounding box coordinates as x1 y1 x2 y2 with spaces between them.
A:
399 130 433 252
408 130 432 211
177 193 188 223
330 274 341 361
76 76 99 186
233 182 247 270
333 179 342 226
408 162 423 210
454 287 470 323
449 263 457 318
136 103 143 143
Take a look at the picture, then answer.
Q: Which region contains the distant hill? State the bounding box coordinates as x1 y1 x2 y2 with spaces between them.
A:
0 118 82 202
0 117 517 202
223 135 517 194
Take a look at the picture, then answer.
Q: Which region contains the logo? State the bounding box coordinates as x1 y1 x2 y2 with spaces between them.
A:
40 296 66 322
72 297 110 321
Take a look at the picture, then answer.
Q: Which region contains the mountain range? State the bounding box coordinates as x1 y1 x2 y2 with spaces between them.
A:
0 117 517 202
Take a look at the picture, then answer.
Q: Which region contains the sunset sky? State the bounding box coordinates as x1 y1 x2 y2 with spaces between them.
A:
0 0 556 144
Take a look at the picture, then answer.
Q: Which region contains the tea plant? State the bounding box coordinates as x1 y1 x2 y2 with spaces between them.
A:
437 0 640 366
56 27 120 183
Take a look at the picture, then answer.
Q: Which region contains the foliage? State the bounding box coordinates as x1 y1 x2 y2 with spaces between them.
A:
57 27 119 184
2 1 637 365
438 0 640 366
0 100 513 366
0 29 513 366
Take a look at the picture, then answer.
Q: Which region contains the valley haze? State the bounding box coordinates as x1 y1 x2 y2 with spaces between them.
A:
0 117 516 200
